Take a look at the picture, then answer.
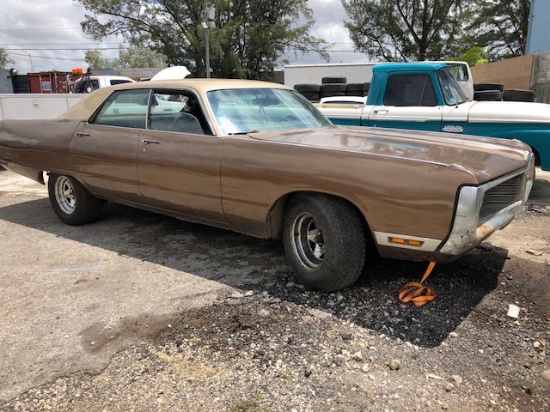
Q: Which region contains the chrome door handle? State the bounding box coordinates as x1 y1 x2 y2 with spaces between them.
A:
75 132 90 136
373 109 388 114
141 139 160 145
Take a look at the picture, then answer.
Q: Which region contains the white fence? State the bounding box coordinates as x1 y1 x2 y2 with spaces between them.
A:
0 94 84 121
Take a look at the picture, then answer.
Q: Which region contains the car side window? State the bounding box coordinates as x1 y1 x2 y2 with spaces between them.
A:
149 90 212 135
92 89 151 129
384 74 437 107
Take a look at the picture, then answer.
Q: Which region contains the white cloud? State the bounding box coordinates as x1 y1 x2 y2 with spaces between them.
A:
293 0 368 65
0 0 121 73
0 0 367 74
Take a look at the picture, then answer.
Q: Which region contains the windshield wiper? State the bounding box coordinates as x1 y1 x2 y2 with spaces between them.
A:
228 130 259 135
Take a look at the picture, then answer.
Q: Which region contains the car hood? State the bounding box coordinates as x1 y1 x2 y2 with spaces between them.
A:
250 126 531 184
467 101 550 123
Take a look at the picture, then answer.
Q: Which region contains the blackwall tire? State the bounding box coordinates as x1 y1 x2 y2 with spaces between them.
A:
322 76 347 84
48 173 104 225
294 84 320 93
503 89 535 102
474 90 502 101
283 194 366 292
300 92 320 101
320 83 347 99
476 83 504 92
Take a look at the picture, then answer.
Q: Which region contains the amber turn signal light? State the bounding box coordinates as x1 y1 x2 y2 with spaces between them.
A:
388 237 424 247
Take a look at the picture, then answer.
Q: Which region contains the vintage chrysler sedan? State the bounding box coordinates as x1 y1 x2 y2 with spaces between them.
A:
0 80 535 291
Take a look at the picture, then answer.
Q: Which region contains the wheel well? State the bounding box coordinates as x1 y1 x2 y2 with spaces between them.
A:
531 147 541 166
266 191 372 240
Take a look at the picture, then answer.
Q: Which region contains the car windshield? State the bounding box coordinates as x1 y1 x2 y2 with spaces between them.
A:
206 88 332 135
437 68 467 105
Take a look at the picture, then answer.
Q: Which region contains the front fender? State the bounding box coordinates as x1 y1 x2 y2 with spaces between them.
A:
466 126 550 171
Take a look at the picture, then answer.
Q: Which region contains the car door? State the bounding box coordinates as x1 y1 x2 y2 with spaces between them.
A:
137 89 225 225
69 88 150 202
367 73 443 132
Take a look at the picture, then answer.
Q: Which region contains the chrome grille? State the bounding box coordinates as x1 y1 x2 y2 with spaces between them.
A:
479 175 525 221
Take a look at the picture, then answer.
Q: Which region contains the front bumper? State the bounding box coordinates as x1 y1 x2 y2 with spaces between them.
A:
438 154 535 256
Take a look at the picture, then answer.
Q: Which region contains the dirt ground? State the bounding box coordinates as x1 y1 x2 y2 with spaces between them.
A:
0 168 549 411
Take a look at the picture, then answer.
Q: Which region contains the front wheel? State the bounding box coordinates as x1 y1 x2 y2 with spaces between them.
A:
283 194 366 292
48 174 103 225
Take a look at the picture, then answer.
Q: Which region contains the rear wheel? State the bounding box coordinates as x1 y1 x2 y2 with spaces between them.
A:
283 194 366 292
48 174 103 225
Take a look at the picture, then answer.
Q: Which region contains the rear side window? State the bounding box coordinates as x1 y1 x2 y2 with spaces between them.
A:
149 90 212 135
92 89 151 129
383 74 437 107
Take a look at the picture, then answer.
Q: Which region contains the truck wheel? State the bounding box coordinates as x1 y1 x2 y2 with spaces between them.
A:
283 194 366 292
48 174 103 225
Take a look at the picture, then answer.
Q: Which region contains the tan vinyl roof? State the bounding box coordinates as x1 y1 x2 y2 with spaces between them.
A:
59 79 291 121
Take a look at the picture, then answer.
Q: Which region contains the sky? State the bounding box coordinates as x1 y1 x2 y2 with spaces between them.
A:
0 0 367 74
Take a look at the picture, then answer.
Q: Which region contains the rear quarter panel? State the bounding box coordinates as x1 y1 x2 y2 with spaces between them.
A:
0 119 80 179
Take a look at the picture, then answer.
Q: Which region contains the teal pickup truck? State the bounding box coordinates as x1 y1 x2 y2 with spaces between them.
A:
317 62 550 171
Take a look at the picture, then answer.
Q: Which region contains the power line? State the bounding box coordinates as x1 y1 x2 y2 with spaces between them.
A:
4 47 127 51
2 42 122 46
6 51 85 62
0 28 83 32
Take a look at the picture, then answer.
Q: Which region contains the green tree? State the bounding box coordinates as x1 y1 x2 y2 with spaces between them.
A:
85 47 167 70
116 47 167 68
76 0 329 79
84 49 114 69
342 0 467 61
466 0 530 60
458 46 488 67
0 48 14 69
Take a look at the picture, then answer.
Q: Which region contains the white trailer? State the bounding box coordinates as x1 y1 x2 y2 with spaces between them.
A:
0 94 84 121
284 63 375 87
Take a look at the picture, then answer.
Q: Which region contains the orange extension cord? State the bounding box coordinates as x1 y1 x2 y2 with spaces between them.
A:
398 261 437 306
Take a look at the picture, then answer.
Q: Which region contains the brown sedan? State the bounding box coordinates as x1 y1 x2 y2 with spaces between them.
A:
0 79 535 291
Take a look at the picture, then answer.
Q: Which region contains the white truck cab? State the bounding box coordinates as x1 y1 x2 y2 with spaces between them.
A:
73 75 135 93
426 61 474 101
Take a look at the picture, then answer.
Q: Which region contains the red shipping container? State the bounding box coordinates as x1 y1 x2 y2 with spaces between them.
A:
27 72 72 94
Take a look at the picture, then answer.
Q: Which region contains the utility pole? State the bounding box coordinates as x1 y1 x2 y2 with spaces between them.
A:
203 0 211 78
21 50 34 72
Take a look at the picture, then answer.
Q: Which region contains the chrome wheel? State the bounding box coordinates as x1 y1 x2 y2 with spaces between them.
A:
290 212 325 269
48 173 103 225
54 176 76 215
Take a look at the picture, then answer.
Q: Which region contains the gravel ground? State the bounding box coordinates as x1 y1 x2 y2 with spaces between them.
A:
0 169 549 411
